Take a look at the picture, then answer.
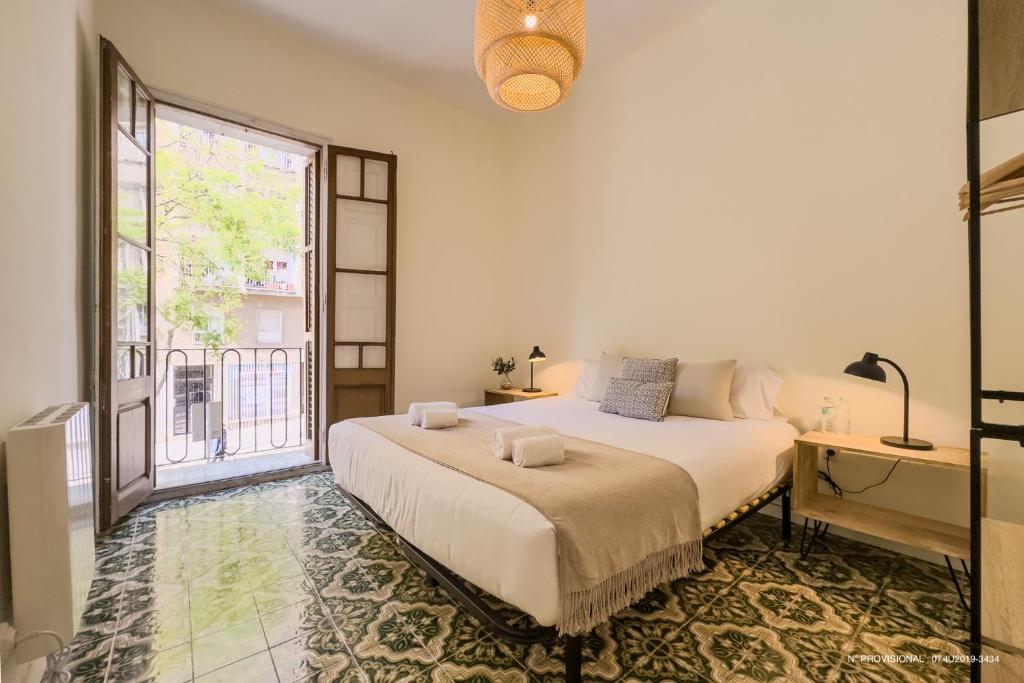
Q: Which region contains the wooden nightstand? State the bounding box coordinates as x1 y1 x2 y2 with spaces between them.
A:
484 388 558 406
793 431 987 561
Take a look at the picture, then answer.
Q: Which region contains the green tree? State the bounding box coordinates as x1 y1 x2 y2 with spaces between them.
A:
154 120 304 351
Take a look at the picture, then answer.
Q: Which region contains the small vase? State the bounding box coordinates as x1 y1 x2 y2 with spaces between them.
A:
500 375 513 390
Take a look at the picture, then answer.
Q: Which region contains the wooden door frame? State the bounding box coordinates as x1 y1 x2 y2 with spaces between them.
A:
98 37 158 530
148 98 328 493
97 80 331 511
324 146 398 439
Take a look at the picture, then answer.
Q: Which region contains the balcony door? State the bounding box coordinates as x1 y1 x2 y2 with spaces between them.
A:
326 146 397 440
98 38 156 529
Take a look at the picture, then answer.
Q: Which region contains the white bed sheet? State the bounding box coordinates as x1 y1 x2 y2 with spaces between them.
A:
328 397 797 626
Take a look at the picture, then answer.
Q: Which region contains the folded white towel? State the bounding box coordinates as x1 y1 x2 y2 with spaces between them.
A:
408 401 457 426
492 425 559 460
421 408 459 429
512 434 565 468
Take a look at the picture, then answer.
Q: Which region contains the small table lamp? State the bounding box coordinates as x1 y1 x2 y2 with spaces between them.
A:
523 346 547 393
843 352 933 451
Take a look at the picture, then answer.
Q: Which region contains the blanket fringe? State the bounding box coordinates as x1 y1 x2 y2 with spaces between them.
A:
558 540 705 636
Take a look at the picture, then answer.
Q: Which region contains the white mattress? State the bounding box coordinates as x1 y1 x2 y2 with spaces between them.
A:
328 396 797 626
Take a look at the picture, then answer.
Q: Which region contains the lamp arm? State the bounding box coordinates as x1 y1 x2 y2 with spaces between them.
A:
878 357 910 442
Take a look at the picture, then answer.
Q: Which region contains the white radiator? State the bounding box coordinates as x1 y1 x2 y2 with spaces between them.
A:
7 403 94 663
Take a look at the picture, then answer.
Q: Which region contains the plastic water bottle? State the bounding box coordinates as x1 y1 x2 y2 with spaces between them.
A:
836 398 851 435
821 396 837 433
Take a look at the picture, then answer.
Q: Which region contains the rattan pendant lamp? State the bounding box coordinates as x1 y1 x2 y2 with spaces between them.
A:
474 0 586 112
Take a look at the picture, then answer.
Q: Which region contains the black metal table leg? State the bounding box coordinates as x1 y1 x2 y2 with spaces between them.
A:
564 635 582 683
799 518 828 559
944 555 971 612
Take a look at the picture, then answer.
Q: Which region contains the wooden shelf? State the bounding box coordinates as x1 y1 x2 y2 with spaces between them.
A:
795 431 982 470
795 493 970 559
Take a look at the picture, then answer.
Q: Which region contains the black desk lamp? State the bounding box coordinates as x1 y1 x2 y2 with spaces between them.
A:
844 352 933 451
523 346 547 393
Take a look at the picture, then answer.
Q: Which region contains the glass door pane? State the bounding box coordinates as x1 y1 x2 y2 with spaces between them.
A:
336 200 387 271
117 131 148 242
363 159 389 200
336 155 361 196
334 272 386 343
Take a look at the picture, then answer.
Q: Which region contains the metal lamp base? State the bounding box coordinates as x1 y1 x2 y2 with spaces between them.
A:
880 436 934 451
521 388 543 393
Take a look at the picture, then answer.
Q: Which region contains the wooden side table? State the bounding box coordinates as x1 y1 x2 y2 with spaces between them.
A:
484 388 558 406
793 431 986 562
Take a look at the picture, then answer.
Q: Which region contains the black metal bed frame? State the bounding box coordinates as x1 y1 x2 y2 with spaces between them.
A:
965 3 1023 679
338 483 791 682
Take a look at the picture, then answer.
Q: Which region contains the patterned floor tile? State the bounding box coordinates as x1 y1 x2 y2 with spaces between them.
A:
65 637 114 683
691 621 815 683
619 626 712 682
189 588 260 639
116 606 192 653
439 633 526 673
523 626 633 682
269 629 357 683
194 650 277 683
320 594 393 645
65 474 971 683
105 636 192 683
390 599 488 666
254 574 322 615
260 597 335 648
77 595 124 644
191 617 268 677
243 553 306 589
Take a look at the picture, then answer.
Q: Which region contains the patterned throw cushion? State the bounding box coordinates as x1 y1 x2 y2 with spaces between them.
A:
621 357 678 384
599 378 675 422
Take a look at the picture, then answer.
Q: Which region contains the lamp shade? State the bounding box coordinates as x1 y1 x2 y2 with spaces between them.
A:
474 0 586 112
844 352 886 383
528 346 547 362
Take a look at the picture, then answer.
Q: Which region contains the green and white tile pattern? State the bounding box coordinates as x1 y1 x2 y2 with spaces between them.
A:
64 474 969 682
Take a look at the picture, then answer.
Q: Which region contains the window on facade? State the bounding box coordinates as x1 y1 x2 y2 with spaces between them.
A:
193 313 224 345
256 308 284 344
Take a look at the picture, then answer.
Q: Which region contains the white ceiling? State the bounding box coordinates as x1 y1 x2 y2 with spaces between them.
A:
208 0 689 114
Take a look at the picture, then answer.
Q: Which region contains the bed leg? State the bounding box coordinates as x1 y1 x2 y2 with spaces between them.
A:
564 634 582 683
781 487 792 545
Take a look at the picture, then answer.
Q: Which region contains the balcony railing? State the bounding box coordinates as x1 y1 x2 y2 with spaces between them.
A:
181 261 298 294
244 271 297 293
155 347 306 468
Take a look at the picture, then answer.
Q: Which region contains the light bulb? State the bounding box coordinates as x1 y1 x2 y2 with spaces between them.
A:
524 14 538 29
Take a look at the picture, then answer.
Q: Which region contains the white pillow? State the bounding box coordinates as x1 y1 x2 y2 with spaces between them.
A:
730 365 783 420
585 352 623 402
570 359 597 399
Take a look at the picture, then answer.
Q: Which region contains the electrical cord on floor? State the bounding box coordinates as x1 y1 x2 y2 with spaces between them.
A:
818 449 902 497
14 630 70 683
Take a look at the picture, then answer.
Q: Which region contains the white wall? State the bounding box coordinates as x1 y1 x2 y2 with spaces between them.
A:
505 0 1023 544
93 0 514 414
0 0 97 670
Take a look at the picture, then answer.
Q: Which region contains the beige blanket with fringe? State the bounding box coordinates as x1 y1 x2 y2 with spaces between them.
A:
350 412 704 635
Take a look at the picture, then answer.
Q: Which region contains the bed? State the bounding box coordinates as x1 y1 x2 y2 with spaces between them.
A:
328 396 797 627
